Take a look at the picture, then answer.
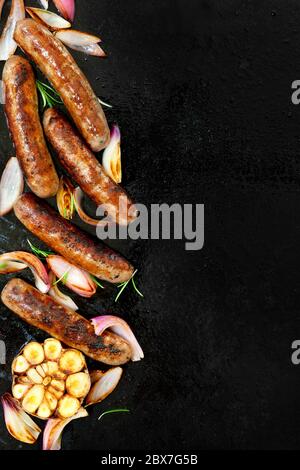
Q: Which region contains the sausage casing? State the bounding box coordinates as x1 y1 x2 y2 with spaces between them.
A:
2 56 59 198
14 19 110 152
1 279 131 365
14 193 134 284
43 108 136 225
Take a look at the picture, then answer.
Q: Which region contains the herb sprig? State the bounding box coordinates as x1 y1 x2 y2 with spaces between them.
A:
98 408 130 421
36 80 63 109
52 269 71 286
90 274 105 290
115 269 143 302
27 239 53 258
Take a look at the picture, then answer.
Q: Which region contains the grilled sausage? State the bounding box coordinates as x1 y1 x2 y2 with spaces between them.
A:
14 193 134 284
1 279 131 365
43 108 137 225
2 56 59 198
14 19 109 152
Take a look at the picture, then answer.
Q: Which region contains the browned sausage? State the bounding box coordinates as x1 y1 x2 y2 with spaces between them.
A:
43 108 137 225
2 56 59 198
1 278 131 365
14 19 109 152
14 193 134 284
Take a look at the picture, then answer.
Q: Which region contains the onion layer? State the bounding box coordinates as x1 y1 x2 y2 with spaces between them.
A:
85 367 123 406
73 187 111 227
26 7 71 30
53 0 75 22
1 393 41 444
0 252 50 293
48 271 78 310
102 125 122 183
91 316 144 362
0 0 25 61
54 30 106 57
47 255 97 298
0 157 24 216
43 407 88 450
57 176 75 220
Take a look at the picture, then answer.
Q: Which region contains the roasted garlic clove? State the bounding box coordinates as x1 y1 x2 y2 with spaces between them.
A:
23 342 45 365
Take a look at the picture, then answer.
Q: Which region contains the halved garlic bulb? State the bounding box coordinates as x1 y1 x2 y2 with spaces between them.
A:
12 339 90 420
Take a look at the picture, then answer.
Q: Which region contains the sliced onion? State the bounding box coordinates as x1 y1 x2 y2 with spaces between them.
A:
0 0 5 19
73 187 110 227
48 271 78 310
57 176 75 220
85 367 123 406
89 370 104 384
0 251 50 293
1 393 41 444
0 157 24 216
47 255 97 298
43 407 88 451
26 7 71 30
65 42 106 57
0 0 25 61
0 260 26 274
91 316 144 362
39 0 48 9
53 0 75 22
102 125 122 183
54 29 101 46
53 30 106 57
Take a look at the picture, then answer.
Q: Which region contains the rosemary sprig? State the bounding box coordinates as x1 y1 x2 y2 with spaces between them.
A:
36 80 63 109
27 239 52 258
114 269 144 302
90 274 104 290
52 268 71 286
98 408 130 421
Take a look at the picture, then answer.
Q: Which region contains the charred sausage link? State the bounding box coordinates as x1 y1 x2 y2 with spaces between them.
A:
43 108 136 225
14 193 134 284
14 19 110 152
3 55 59 198
1 279 132 365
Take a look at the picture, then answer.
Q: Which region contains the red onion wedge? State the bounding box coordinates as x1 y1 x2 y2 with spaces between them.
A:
26 7 71 30
0 0 5 19
54 30 106 57
0 157 24 216
85 367 123 406
57 176 75 220
73 187 112 227
46 255 97 298
91 316 144 362
102 125 122 183
0 252 50 293
0 0 25 61
53 0 75 22
1 393 41 444
48 271 78 310
54 29 101 46
43 407 88 451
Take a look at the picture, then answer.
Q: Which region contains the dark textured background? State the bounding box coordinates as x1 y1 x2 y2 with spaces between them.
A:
0 0 300 451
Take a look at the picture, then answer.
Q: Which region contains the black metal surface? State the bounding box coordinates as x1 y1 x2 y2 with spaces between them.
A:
0 0 300 451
